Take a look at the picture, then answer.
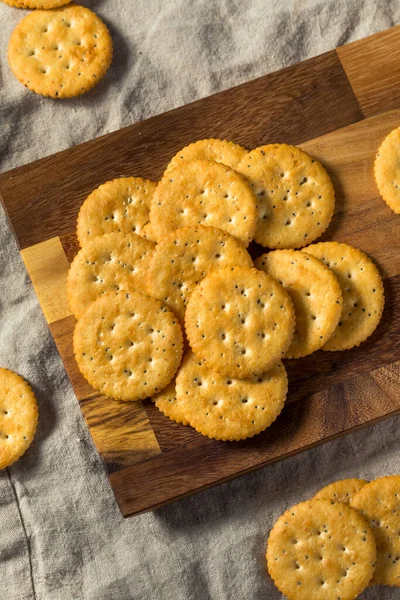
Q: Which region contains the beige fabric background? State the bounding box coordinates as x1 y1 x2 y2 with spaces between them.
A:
1 1 400 598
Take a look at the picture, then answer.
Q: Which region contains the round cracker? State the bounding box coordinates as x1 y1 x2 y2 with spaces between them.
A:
255 250 342 358
149 159 257 246
77 177 156 247
236 144 335 248
174 352 287 441
302 242 384 351
351 476 400 586
67 232 155 319
374 126 400 214
73 291 183 401
152 379 189 426
2 0 70 7
266 499 376 600
314 478 369 505
185 266 295 378
8 4 112 98
0 368 39 469
164 139 247 174
147 225 253 323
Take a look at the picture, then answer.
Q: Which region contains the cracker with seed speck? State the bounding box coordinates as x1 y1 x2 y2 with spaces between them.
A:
266 499 376 600
2 0 70 7
302 242 384 351
374 126 400 214
174 351 287 440
8 4 112 98
314 478 369 505
351 476 400 587
185 266 295 378
236 144 335 248
0 368 39 469
153 379 189 426
164 139 247 174
147 225 252 323
77 177 156 247
67 232 155 319
73 290 183 401
255 249 342 358
149 159 257 246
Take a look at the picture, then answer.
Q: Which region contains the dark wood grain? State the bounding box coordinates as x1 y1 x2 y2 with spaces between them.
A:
0 50 362 250
338 25 400 118
60 231 79 264
2 26 400 517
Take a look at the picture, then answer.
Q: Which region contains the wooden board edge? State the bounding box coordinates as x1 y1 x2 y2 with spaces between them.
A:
110 360 400 516
121 407 400 517
114 403 400 517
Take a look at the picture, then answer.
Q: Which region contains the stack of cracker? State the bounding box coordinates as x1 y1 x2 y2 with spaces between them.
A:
69 138 385 442
266 475 400 598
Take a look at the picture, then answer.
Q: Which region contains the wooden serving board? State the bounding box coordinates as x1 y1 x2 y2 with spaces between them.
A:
1 26 400 518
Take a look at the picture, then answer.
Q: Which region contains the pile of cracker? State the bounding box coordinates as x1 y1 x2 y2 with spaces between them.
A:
68 138 385 441
266 475 400 598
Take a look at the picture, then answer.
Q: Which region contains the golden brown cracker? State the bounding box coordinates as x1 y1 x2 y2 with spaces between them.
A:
8 4 112 98
236 144 335 248
174 352 287 440
314 478 369 505
374 126 400 214
351 476 400 586
185 266 295 378
77 177 156 247
67 232 155 318
0 368 39 469
149 159 257 247
303 242 384 351
2 0 70 7
152 379 189 426
255 249 342 358
147 225 252 323
266 499 376 600
73 290 183 401
164 139 247 174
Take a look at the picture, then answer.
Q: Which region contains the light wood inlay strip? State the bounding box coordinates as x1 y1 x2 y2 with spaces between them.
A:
21 237 72 324
337 24 400 118
80 394 161 473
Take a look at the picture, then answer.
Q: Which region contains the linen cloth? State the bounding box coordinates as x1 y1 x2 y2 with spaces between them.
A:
1 1 400 598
